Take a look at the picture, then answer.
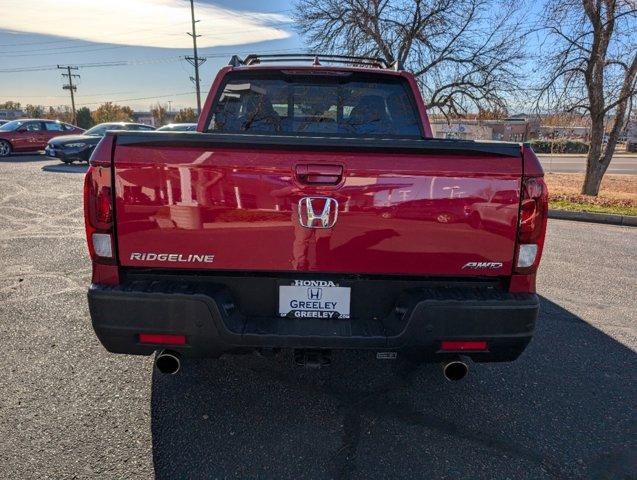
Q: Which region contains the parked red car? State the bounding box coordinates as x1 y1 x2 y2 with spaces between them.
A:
0 119 84 157
85 54 548 379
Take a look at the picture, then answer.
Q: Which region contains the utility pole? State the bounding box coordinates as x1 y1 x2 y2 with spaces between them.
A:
57 65 79 124
185 0 206 114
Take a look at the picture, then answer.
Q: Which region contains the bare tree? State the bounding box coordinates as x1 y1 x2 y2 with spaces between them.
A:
293 0 526 117
537 0 637 195
25 104 45 118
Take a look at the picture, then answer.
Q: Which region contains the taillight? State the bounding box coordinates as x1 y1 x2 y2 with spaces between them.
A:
96 186 112 225
519 177 547 242
515 176 548 272
84 173 113 232
84 137 114 251
84 167 115 264
84 136 119 284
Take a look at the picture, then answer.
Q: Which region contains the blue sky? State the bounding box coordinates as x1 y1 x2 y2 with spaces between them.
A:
0 0 302 111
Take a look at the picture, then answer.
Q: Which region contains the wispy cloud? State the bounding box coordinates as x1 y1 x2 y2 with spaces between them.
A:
0 0 291 48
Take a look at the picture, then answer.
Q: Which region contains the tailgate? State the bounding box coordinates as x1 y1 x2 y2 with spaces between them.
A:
113 140 522 276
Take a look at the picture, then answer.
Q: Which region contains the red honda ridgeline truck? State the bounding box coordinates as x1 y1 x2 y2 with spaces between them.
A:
84 54 548 379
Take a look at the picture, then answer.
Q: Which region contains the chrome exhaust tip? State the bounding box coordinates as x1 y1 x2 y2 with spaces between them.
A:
442 359 468 381
155 350 181 375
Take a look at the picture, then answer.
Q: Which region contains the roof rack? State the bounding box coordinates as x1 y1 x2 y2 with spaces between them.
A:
228 53 402 70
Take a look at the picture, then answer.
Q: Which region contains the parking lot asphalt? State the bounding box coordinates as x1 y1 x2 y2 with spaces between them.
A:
0 155 635 480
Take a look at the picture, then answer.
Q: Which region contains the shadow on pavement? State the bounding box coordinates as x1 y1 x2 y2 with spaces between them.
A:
0 153 49 163
150 297 636 480
42 163 88 174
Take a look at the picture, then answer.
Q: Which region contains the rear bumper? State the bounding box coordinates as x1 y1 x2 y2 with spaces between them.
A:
88 274 538 363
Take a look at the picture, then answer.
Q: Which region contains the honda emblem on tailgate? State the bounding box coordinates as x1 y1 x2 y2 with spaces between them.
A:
298 197 338 228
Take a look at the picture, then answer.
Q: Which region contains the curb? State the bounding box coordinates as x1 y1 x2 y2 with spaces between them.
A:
549 209 637 227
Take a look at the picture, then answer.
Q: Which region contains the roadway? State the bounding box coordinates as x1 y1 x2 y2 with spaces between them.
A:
0 155 635 479
538 154 637 174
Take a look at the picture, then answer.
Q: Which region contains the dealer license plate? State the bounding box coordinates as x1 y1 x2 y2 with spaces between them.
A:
279 281 350 319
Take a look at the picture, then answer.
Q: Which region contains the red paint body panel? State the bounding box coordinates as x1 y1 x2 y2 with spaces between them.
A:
92 263 119 285
522 145 544 176
113 145 522 276
509 274 536 293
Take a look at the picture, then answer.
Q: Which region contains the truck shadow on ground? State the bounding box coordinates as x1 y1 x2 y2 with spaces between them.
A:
150 297 636 480
41 163 88 174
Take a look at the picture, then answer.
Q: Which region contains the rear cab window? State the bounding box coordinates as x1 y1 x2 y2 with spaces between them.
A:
206 70 423 138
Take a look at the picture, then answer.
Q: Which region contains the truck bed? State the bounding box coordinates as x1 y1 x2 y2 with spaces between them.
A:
110 131 525 277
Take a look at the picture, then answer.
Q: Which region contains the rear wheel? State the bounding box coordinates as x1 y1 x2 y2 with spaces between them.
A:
0 140 11 157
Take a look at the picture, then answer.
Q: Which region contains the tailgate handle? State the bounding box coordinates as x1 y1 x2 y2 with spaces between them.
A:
296 164 343 185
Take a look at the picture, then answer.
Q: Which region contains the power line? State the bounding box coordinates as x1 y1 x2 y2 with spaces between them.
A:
0 56 180 73
0 47 301 108
2 90 136 99
77 91 195 107
0 48 300 74
0 65 60 73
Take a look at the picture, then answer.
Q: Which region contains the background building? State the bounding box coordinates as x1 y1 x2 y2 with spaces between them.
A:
430 116 539 142
0 108 25 121
627 120 637 152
